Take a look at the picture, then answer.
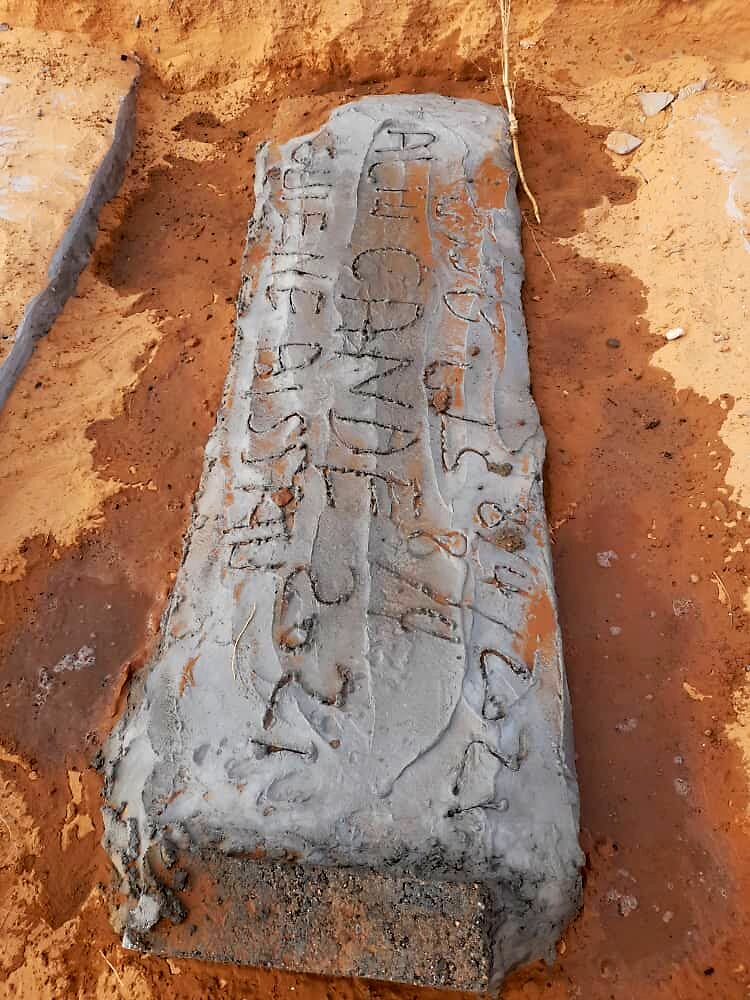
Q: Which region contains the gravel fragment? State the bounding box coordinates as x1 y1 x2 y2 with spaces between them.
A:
606 131 642 155
639 91 675 116
597 550 618 568
677 80 708 101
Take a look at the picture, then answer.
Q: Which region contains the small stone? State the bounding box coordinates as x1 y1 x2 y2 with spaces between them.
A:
664 327 685 341
672 597 693 617
606 131 642 155
606 337 621 348
638 91 675 116
597 550 618 568
677 80 707 101
615 717 638 733
607 888 638 916
134 13 142 27
674 777 690 797
0 22 11 31
662 909 674 923
689 573 699 584
609 625 622 637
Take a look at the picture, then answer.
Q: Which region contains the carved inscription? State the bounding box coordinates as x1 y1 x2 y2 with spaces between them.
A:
114 98 568 855
217 104 559 821
104 100 582 981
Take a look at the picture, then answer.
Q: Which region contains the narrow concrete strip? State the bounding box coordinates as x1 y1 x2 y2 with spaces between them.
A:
0 32 138 409
103 94 583 991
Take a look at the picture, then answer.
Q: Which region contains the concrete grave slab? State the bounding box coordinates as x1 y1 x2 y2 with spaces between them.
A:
102 94 583 992
0 28 137 408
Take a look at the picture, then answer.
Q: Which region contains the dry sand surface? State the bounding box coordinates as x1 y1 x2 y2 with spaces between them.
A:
0 1 749 997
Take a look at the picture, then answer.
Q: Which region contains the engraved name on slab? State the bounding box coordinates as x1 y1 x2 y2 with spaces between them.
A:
103 95 582 991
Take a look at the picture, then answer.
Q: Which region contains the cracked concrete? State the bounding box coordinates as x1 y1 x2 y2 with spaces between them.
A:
102 94 582 991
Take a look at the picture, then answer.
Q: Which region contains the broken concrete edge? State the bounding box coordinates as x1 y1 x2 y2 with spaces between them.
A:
100 94 583 990
120 851 494 991
111 849 581 992
0 68 139 411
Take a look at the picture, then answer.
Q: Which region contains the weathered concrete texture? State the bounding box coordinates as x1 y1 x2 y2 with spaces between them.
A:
103 94 583 991
0 29 138 409
138 850 494 990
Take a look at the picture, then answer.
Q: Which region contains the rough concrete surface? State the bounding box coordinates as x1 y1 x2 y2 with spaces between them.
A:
103 94 582 991
0 28 137 408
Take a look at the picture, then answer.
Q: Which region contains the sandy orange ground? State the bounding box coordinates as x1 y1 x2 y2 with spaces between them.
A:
0 1 749 997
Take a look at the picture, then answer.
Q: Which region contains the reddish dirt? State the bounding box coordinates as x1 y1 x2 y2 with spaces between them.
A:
1 2 749 997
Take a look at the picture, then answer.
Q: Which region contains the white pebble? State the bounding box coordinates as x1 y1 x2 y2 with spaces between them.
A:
606 131 642 155
597 550 618 568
